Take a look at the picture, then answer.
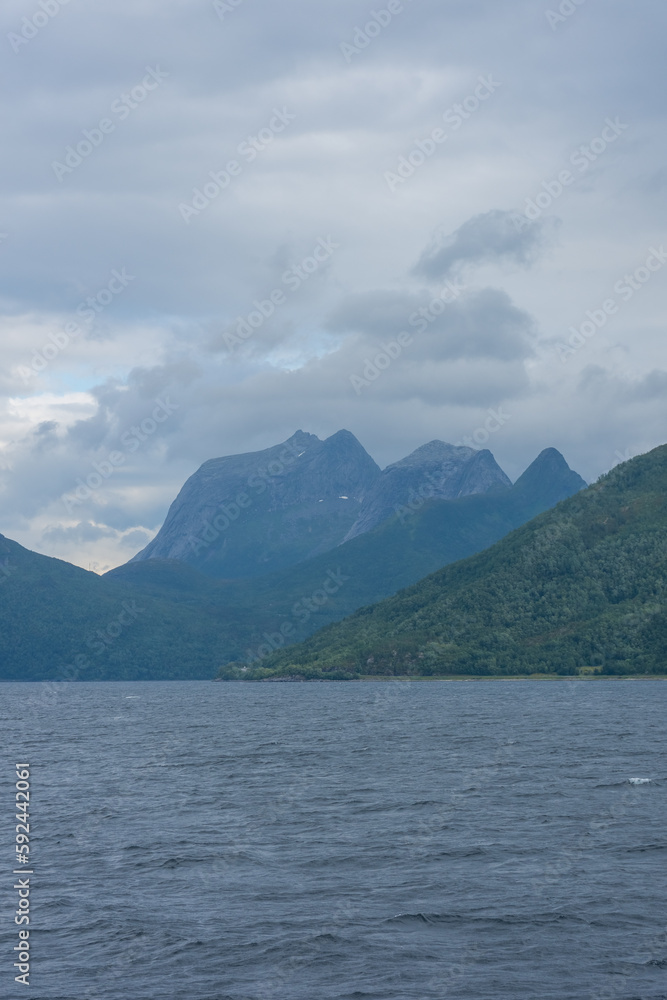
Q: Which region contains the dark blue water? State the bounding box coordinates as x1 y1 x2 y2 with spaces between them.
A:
1 680 665 1000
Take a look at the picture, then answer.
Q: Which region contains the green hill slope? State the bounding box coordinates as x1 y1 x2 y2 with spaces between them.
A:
224 446 667 680
0 535 242 680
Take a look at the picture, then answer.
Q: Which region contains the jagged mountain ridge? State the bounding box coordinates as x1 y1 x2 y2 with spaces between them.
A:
0 444 588 681
131 429 381 579
345 442 512 541
128 429 535 580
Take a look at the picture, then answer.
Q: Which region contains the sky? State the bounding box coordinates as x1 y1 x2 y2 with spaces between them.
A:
1 0 666 572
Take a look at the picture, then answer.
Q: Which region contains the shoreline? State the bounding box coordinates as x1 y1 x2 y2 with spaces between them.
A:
221 673 667 683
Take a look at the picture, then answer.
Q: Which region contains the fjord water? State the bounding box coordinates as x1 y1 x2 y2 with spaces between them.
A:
2 681 665 1000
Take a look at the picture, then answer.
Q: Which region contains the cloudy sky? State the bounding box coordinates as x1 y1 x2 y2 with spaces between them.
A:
1 0 666 571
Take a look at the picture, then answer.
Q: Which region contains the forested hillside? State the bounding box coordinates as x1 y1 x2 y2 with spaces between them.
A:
221 446 667 680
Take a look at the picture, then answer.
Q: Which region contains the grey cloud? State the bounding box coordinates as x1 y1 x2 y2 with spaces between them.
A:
42 521 118 545
42 521 152 549
328 287 535 362
580 366 667 404
414 210 553 282
627 370 667 401
327 291 418 338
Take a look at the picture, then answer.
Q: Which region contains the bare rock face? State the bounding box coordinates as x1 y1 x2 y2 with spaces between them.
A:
344 441 512 541
131 430 381 579
127 431 583 582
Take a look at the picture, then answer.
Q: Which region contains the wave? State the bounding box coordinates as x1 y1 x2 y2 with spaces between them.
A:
595 777 657 788
386 910 588 927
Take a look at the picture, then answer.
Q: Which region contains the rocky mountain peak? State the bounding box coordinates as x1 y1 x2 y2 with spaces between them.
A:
343 440 512 541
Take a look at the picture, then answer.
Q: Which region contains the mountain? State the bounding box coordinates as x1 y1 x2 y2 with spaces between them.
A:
344 442 512 540
0 534 236 680
0 443 587 682
130 430 381 579
508 447 588 510
110 447 586 666
223 445 667 680
125 431 540 580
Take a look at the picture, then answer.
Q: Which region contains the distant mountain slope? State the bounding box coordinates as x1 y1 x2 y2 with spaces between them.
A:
235 446 666 680
130 429 381 579
114 446 579 632
0 534 235 680
344 442 512 540
125 431 526 582
0 446 587 682
115 444 578 669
